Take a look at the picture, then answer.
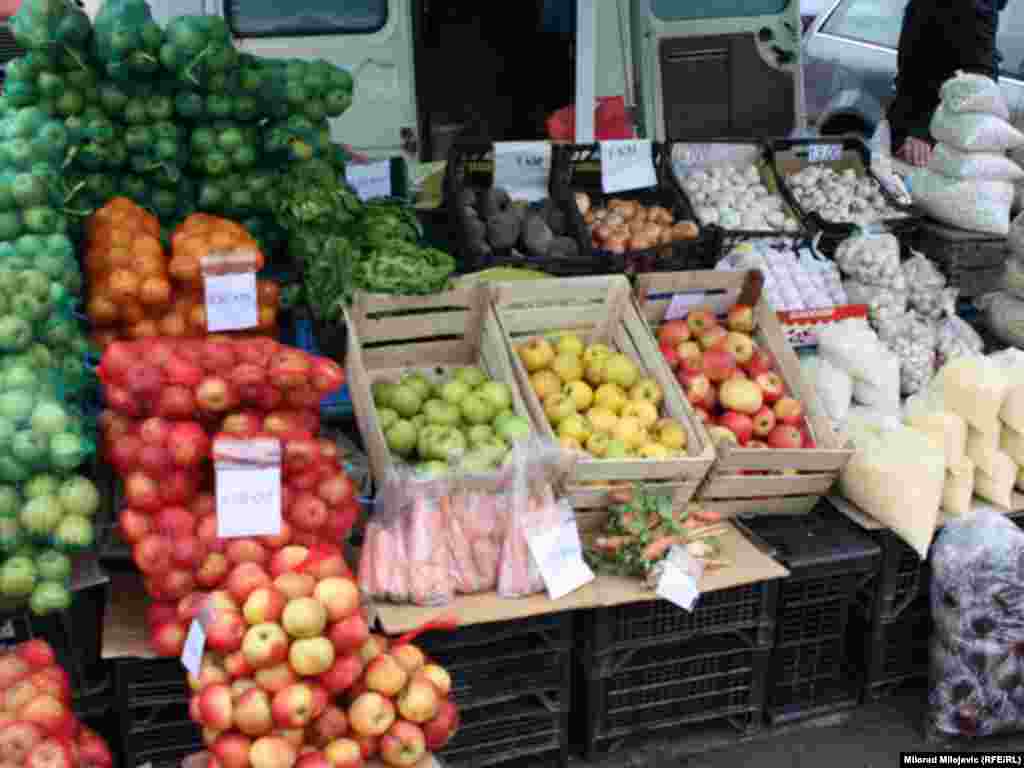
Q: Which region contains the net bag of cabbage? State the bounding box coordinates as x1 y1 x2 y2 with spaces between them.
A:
928 509 1024 738
92 0 163 81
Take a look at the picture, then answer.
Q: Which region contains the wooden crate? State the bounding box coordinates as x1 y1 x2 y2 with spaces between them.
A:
344 284 534 491
489 275 715 521
634 270 854 517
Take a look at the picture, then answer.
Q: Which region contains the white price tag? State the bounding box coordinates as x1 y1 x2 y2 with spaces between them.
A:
656 562 701 611
807 143 843 163
180 619 206 677
204 271 258 332
346 160 392 201
493 142 552 202
664 292 708 320
215 438 282 539
600 139 657 193
527 513 594 601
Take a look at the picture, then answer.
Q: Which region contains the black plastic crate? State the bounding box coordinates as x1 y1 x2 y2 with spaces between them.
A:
767 636 861 724
439 688 569 768
582 581 777 656
575 630 769 759
856 527 929 624
121 726 203 768
114 657 191 733
550 142 719 274
443 141 594 276
849 601 931 701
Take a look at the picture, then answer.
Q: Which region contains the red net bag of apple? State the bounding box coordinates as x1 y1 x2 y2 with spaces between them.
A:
0 640 115 768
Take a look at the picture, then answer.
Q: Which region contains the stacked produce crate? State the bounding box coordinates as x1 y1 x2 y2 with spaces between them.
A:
573 581 778 758
410 614 573 767
113 657 202 768
741 500 880 724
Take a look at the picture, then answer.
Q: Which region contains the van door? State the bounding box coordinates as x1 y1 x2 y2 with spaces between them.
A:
211 0 418 161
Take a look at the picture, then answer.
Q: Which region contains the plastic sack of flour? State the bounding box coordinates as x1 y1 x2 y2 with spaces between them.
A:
929 143 1024 182
800 355 853 424
931 106 1024 153
939 71 1011 120
910 168 1015 236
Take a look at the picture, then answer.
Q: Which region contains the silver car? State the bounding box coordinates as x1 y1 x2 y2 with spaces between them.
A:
804 0 1024 138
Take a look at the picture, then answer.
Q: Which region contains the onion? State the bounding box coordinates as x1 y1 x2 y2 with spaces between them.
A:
583 211 595 225
632 206 648 222
606 235 627 253
628 236 653 251
628 219 647 235
593 208 608 221
575 192 591 216
594 224 612 241
671 221 699 241
605 213 625 228
642 223 662 241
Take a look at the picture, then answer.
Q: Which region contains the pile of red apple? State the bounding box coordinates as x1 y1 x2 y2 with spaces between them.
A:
0 639 114 768
657 305 815 451
183 564 458 768
97 337 362 656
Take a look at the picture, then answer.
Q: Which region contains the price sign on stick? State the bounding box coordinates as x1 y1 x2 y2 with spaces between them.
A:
527 511 594 601
202 247 260 332
600 139 657 193
215 437 282 538
494 142 552 202
657 561 701 611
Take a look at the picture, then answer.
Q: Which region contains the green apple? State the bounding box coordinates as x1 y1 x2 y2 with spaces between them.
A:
59 476 99 517
20 494 63 537
372 381 399 408
453 366 487 389
0 457 29 485
385 419 418 457
389 384 423 419
411 414 428 433
400 373 433 402
466 424 496 446
30 400 68 436
0 486 19 519
54 514 93 550
0 519 22 553
3 365 37 393
415 461 449 478
377 407 399 432
12 430 47 467
423 399 461 427
29 581 70 615
474 438 509 463
604 438 629 459
477 382 513 413
496 415 531 443
0 556 36 597
460 449 497 474
418 425 467 463
36 549 71 583
460 393 495 426
50 433 87 471
24 474 59 500
0 390 33 422
0 417 14 445
440 379 471 406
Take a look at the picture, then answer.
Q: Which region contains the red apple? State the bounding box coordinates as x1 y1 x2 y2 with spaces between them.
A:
724 331 755 365
124 472 160 511
227 538 270 567
418 665 452 698
272 684 317 729
206 611 247 654
359 635 388 666
197 552 231 589
686 309 717 336
329 614 369 655
118 507 151 544
754 372 785 403
197 377 238 414
699 326 729 351
235 689 274 738
379 721 426 768
702 349 737 384
311 706 349 747
198 684 234 731
133 534 171 575
719 378 763 415
243 623 290 670
227 563 272 604
659 342 680 370
657 319 691 348
211 733 252 768
746 349 777 377
390 644 426 675
270 546 311 577
766 424 803 449
149 622 187 657
352 734 378 760
249 736 297 768
718 411 754 445
364 655 408 697
314 578 359 623
773 397 804 427
396 679 439 724
422 699 459 751
727 304 756 333
676 341 703 366
347 693 395 737
275 572 317 600
225 651 253 680
319 653 363 695
322 738 362 768
244 587 287 625
289 494 329 532
684 374 713 408
752 406 776 438
255 663 298 695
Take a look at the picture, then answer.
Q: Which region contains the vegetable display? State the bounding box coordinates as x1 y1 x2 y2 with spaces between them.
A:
576 193 698 254
680 164 800 232
458 186 581 264
786 166 909 225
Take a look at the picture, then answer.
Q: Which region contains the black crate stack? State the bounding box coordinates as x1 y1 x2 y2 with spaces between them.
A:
741 500 880 725
113 657 202 768
414 612 573 768
573 579 778 758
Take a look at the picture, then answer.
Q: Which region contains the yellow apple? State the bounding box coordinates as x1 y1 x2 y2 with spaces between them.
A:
543 393 577 426
558 413 593 443
613 416 648 449
630 378 664 407
556 333 585 358
559 435 583 453
551 352 584 384
621 400 659 430
519 337 555 372
582 343 612 367
585 432 610 457
605 353 639 390
637 442 670 459
652 418 687 451
586 406 618 434
593 383 628 415
530 370 562 401
584 357 609 387
563 381 594 411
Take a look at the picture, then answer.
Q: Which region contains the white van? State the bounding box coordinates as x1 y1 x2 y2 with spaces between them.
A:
147 1 807 160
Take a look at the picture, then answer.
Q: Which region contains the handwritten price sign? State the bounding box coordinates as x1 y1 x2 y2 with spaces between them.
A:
204 272 258 332
600 139 657 193
215 438 282 538
493 142 552 202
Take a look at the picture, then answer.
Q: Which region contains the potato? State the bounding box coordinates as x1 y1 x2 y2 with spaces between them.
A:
671 221 699 241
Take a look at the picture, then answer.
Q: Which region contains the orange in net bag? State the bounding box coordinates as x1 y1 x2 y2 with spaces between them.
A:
169 213 265 285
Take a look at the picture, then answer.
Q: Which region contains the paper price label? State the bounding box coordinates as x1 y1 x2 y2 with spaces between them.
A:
664 292 709 320
807 143 843 163
493 141 552 202
527 513 594 601
346 160 392 201
180 619 206 677
600 139 657 193
656 562 700 611
204 271 258 332
215 438 282 539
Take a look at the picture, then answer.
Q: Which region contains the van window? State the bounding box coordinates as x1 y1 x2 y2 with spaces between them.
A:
651 0 788 21
998 1 1024 85
227 0 387 38
821 0 907 49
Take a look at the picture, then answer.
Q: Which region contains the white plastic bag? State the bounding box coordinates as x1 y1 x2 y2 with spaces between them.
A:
844 279 909 328
835 230 903 287
939 71 1010 119
930 106 1024 152
878 311 938 395
938 355 1014 435
902 251 951 319
800 355 853 424
910 168 1015 236
818 318 902 408
928 142 1024 181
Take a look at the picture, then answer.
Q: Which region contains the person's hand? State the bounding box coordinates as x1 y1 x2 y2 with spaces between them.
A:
897 137 932 167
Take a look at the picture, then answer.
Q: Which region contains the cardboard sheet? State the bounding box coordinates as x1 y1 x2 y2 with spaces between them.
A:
102 570 153 659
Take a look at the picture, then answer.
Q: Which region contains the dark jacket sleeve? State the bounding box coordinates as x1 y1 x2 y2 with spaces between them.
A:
888 0 1001 151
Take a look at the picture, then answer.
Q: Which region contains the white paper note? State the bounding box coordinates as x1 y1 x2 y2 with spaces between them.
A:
215 438 282 538
181 619 206 676
493 141 552 202
204 271 258 332
527 513 594 601
657 561 701 611
600 139 657 193
346 160 393 201
664 292 709 320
